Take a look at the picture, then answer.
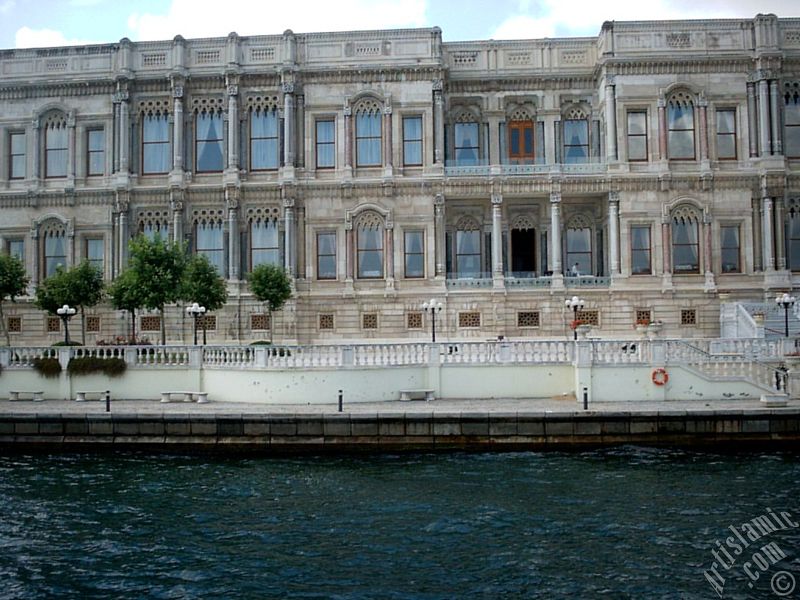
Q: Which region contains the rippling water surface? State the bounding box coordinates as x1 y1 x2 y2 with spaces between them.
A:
0 448 798 599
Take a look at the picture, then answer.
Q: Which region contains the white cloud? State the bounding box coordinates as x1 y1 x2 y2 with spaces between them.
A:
491 0 800 39
127 0 428 42
15 26 99 48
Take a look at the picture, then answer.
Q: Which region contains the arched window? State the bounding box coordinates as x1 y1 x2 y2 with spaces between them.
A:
44 114 68 178
41 220 67 278
671 205 701 274
667 92 696 160
356 212 384 278
453 110 480 166
565 214 592 276
563 108 589 164
142 109 170 174
510 215 537 276
195 108 224 173
785 82 800 159
454 216 481 277
138 211 170 241
250 107 280 170
251 218 280 268
354 99 382 167
195 214 225 276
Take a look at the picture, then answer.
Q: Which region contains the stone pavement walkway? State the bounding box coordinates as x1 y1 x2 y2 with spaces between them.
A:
1 396 797 414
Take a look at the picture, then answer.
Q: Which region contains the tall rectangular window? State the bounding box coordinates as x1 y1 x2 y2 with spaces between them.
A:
404 230 424 278
630 226 651 275
716 109 737 160
315 119 335 169
316 232 336 279
357 226 383 278
672 218 700 273
720 225 741 273
668 100 695 159
626 111 648 162
7 239 24 262
508 120 534 163
196 112 224 173
454 122 479 166
563 119 589 164
402 116 422 166
142 114 170 174
355 112 381 166
44 235 66 277
251 220 280 268
45 125 67 178
196 222 225 275
86 238 104 272
250 109 279 170
455 230 481 277
10 132 25 179
87 129 104 176
566 228 592 275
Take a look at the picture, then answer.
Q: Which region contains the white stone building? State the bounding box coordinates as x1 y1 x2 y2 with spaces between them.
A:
1 15 799 345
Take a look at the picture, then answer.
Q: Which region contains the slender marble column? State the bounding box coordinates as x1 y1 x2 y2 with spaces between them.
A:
228 207 240 280
604 79 617 161
284 200 296 278
609 194 620 275
383 105 393 170
119 98 130 172
227 84 239 169
283 84 295 167
346 227 354 280
31 121 40 180
433 83 444 165
549 192 562 274
67 114 76 181
434 194 445 276
775 198 786 270
746 82 758 158
657 99 667 160
703 217 713 275
113 100 121 172
491 194 503 276
698 101 709 162
662 220 671 275
343 106 352 172
385 226 395 281
753 198 763 271
758 79 770 156
770 80 782 155
172 86 184 171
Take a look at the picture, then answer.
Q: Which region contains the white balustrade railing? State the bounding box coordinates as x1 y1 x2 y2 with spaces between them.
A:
666 340 780 391
441 340 573 364
133 346 190 367
5 347 57 367
592 340 650 364
72 347 125 360
203 346 256 367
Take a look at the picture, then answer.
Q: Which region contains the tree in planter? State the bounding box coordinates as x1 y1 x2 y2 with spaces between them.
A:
0 254 29 346
248 264 292 344
181 255 227 343
127 235 187 345
34 261 104 345
107 269 144 343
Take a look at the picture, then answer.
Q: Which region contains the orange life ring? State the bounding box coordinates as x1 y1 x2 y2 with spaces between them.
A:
652 368 669 386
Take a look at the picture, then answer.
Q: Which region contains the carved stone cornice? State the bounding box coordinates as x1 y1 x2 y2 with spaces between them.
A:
0 80 115 100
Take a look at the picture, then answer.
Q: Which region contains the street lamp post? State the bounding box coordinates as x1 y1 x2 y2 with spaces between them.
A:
565 295 585 341
422 299 443 343
186 302 207 345
776 293 796 338
56 304 76 345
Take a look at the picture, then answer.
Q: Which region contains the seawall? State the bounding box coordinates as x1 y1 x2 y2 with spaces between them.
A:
1 409 798 453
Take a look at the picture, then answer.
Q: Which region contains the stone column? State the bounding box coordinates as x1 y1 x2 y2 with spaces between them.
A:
283 83 295 168
746 82 758 158
433 81 444 165
296 206 305 279
698 99 709 162
345 226 354 280
30 226 39 289
172 84 184 171
296 95 305 169
770 80 782 155
118 93 130 172
604 77 617 161
758 78 770 156
343 105 353 175
703 215 713 276
385 224 395 284
661 220 671 275
283 197 296 278
170 191 184 245
31 121 40 180
775 198 786 270
657 99 667 160
116 192 130 270
112 100 121 173
67 113 76 183
608 192 620 276
753 197 763 271
434 193 445 277
227 83 239 170
228 205 240 280
383 104 393 174
549 192 562 274
491 193 503 278
762 196 774 271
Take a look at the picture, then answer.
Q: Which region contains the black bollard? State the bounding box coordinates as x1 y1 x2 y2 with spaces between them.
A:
105 390 111 413
338 389 343 412
583 387 588 411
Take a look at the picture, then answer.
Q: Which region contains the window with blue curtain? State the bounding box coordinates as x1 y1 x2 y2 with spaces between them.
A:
196 221 225 275
250 109 279 170
142 114 170 174
357 224 383 278
44 232 66 277
454 122 479 166
563 119 588 164
668 96 695 159
456 229 480 276
196 111 224 172
45 123 68 178
672 215 699 273
403 116 422 166
316 119 335 169
251 219 280 268
356 111 381 166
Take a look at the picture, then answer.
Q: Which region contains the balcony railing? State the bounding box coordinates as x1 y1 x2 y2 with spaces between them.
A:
564 275 610 288
444 159 607 177
446 272 493 288
504 272 552 288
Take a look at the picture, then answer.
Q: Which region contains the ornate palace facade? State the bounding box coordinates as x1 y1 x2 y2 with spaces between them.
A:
1 15 799 344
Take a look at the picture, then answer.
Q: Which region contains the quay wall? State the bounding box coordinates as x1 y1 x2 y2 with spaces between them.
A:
0 410 798 452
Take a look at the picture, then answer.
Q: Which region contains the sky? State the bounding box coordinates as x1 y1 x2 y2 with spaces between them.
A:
0 0 798 49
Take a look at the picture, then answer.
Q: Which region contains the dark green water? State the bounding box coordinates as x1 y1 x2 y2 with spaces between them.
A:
0 448 798 599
